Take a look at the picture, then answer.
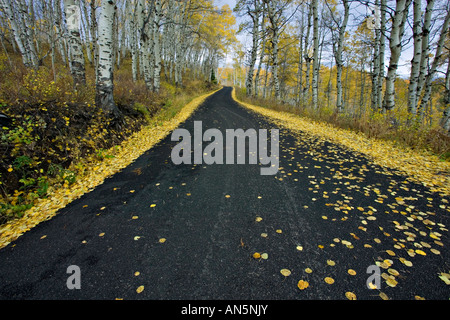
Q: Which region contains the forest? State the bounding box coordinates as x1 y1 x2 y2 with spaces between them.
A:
1 0 450 224
229 0 450 156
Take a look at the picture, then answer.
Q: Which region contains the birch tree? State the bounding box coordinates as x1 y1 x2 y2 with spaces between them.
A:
0 0 39 68
63 0 87 86
262 0 296 100
382 0 412 112
418 6 450 117
327 0 350 113
96 0 121 119
442 56 450 131
407 0 434 117
235 0 262 97
311 0 319 108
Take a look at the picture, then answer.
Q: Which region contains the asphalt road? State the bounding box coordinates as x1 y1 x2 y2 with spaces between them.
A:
0 87 449 302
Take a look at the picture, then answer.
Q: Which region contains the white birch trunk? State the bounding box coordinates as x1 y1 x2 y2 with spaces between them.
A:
96 0 121 119
64 0 86 85
153 0 163 93
334 0 349 113
406 0 424 116
245 0 261 97
0 0 37 68
311 0 319 108
382 0 411 112
418 7 450 116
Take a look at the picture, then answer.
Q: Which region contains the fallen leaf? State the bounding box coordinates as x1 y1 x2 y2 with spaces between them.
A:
430 248 441 255
255 217 263 222
345 292 357 300
150 204 156 208
99 232 105 237
348 269 356 276
159 238 166 243
261 253 268 260
379 292 389 300
415 249 426 256
297 280 309 290
327 260 336 266
280 269 291 277
438 272 450 285
324 277 335 284
386 250 396 256
132 216 138 219
136 285 144 293
253 252 261 259
386 277 398 287
276 229 283 234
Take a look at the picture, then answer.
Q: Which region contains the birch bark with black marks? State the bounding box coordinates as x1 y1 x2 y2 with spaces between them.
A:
63 0 86 86
242 0 262 97
0 0 38 68
311 0 319 109
329 0 349 113
152 0 163 93
254 6 266 97
418 6 450 118
407 0 434 116
96 0 121 120
441 56 450 132
382 0 411 112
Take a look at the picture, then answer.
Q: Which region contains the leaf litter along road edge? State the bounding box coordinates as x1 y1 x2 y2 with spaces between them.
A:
0 88 222 250
231 88 450 198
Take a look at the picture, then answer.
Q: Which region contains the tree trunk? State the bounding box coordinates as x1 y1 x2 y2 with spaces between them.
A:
245 0 261 97
334 0 349 113
96 0 121 119
63 0 86 86
0 0 38 68
382 0 411 112
265 1 281 100
153 0 163 93
418 6 450 116
376 0 387 111
311 0 319 109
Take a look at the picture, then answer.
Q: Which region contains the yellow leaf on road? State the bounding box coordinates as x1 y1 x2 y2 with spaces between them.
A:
280 269 291 277
136 285 144 293
297 280 309 290
324 277 335 284
345 292 357 300
415 249 426 256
